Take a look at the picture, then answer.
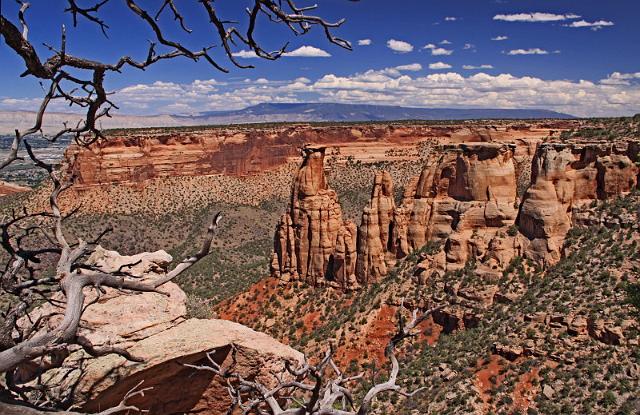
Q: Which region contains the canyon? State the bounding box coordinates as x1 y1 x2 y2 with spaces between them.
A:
63 122 565 186
3 118 639 415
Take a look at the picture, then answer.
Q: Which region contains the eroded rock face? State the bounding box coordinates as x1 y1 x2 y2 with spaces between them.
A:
271 146 358 288
22 248 302 415
273 140 639 288
393 143 521 274
356 171 396 284
518 142 639 263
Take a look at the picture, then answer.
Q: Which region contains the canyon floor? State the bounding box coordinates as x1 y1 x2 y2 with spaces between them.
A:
1 118 639 414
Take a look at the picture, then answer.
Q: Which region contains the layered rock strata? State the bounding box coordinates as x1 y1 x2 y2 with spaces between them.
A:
64 123 562 186
518 141 639 263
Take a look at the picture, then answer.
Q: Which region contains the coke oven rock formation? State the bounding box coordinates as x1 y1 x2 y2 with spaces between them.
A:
271 146 358 289
356 171 397 284
272 140 639 288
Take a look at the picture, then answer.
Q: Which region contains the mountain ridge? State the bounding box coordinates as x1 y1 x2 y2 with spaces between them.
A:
0 103 574 134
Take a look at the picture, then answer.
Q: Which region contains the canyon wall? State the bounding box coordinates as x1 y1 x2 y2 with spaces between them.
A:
64 123 561 186
271 140 639 287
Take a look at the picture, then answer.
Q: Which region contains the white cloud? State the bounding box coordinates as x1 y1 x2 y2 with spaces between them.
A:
492 36 509 41
233 45 330 58
463 43 475 50
423 44 437 50
7 68 640 118
358 39 372 46
387 39 414 53
600 72 640 86
507 48 549 55
255 78 270 84
395 63 423 72
432 47 453 56
463 64 494 70
564 20 614 30
494 12 580 22
283 46 331 57
429 62 452 70
440 40 452 45
444 17 457 21
232 50 258 59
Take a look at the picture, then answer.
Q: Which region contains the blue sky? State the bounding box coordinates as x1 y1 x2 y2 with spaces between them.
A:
1 0 639 117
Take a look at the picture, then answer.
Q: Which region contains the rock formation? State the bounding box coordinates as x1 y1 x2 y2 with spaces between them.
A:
272 140 639 288
518 141 639 263
393 143 521 274
20 248 303 415
356 171 396 284
271 146 358 288
0 180 30 196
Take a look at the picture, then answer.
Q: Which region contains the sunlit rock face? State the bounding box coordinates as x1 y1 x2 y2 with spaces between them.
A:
271 146 357 289
272 140 639 288
517 141 639 264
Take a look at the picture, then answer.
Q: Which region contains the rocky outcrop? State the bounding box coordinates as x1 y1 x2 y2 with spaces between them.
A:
356 171 396 284
517 141 639 263
393 143 521 273
21 248 303 415
273 140 639 288
271 146 358 288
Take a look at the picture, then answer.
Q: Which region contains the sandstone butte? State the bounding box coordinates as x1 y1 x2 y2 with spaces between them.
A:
63 122 567 186
271 140 640 288
13 247 302 415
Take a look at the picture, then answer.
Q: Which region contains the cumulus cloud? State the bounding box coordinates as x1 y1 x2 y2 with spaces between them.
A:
492 36 509 41
283 46 331 57
358 39 372 46
600 72 640 86
423 44 453 56
463 65 494 70
444 17 457 21
429 62 452 70
494 12 580 22
232 45 330 58
395 63 423 72
564 20 614 30
440 40 452 45
387 39 414 53
507 48 549 55
6 68 640 118
463 43 475 50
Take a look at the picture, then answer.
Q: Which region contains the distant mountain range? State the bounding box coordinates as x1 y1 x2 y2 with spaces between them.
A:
176 103 575 123
0 103 574 134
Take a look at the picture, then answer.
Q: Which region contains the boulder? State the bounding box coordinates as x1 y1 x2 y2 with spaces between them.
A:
20 249 303 415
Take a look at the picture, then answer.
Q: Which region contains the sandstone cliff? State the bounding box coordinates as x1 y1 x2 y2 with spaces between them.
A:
518 141 639 264
63 123 559 186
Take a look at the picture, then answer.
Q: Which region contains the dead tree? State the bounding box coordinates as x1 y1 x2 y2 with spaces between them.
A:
0 1 355 413
186 305 443 415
